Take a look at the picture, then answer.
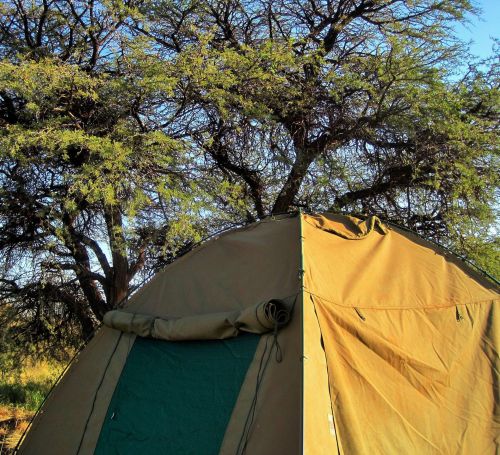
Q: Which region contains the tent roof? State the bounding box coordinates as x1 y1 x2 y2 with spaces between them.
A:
303 213 496 309
18 213 498 455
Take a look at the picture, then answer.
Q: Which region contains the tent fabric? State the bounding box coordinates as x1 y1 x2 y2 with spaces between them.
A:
304 214 388 239
18 328 136 455
302 213 496 309
218 301 303 455
18 213 499 455
94 334 260 455
311 295 498 454
112 214 304 455
302 213 499 454
124 215 301 319
102 299 292 340
303 291 340 455
19 214 302 455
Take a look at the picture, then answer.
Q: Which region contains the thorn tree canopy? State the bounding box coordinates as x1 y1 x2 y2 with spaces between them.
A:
0 0 498 344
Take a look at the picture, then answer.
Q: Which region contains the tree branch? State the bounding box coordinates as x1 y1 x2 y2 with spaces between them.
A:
207 121 266 218
76 233 112 279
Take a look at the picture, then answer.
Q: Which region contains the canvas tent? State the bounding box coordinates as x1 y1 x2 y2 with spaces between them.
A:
18 213 499 454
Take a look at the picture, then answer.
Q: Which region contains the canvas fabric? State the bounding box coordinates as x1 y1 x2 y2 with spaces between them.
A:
19 328 135 455
19 214 302 455
219 295 303 455
18 213 498 455
302 213 499 454
94 334 261 454
102 299 292 340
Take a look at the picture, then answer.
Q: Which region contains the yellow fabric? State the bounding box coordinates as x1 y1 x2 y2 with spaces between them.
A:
312 296 498 454
305 214 388 239
303 213 495 309
303 293 340 455
302 213 499 454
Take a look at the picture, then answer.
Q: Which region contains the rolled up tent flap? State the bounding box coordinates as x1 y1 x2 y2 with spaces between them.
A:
103 299 292 340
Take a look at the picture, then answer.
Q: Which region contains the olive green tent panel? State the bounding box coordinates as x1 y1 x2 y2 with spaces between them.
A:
19 215 302 455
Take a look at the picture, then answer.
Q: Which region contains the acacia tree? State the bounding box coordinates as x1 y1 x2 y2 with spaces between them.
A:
132 0 498 250
0 1 240 343
0 0 498 345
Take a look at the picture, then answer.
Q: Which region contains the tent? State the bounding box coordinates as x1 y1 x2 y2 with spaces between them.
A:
18 213 499 454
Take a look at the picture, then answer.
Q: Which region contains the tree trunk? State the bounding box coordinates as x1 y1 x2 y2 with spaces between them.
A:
103 205 130 308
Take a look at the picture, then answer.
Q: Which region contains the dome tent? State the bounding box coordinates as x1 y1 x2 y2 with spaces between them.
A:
18 213 499 454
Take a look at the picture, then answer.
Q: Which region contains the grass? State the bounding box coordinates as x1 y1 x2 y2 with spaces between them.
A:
0 361 60 410
0 406 34 454
0 359 66 453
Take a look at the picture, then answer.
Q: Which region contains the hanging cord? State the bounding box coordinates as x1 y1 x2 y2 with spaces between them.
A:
236 293 298 455
235 336 273 455
270 294 298 363
264 299 291 362
272 320 283 363
14 216 301 452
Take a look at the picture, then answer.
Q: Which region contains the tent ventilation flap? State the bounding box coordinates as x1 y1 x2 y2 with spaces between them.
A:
103 299 292 341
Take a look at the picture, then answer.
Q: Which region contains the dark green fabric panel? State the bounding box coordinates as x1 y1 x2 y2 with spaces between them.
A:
95 333 260 455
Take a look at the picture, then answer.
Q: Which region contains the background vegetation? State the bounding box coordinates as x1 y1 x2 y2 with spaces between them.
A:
0 3 498 430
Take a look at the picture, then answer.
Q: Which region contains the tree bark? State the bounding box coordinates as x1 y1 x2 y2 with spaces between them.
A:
272 130 337 214
272 146 317 214
103 204 130 307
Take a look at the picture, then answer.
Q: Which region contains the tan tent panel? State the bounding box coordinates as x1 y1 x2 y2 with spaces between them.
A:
18 328 135 455
18 213 498 454
19 215 302 455
302 214 498 454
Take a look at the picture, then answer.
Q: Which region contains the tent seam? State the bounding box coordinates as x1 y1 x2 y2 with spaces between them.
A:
125 213 299 311
75 331 124 455
303 290 498 311
299 211 305 455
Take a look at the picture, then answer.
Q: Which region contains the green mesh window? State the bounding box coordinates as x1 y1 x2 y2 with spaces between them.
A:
95 333 260 455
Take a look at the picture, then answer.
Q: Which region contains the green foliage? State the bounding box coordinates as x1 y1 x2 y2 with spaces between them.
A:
0 312 68 412
0 380 51 411
0 0 498 350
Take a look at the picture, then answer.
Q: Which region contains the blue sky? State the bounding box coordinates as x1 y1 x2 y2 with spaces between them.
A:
457 0 499 58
